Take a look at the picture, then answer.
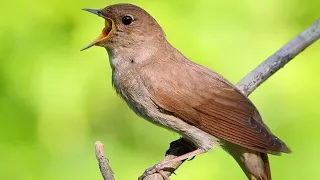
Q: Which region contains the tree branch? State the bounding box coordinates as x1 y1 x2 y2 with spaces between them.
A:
95 141 115 180
238 18 320 96
94 18 320 180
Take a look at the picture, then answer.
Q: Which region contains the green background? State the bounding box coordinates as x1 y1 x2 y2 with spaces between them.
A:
1 0 319 179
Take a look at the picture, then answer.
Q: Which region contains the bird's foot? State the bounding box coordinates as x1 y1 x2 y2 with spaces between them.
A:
138 162 171 180
138 149 204 180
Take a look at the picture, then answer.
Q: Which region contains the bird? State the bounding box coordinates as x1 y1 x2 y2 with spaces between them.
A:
81 3 291 180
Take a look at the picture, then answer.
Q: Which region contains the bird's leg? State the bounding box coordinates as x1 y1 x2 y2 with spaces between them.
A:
139 149 204 179
157 149 204 166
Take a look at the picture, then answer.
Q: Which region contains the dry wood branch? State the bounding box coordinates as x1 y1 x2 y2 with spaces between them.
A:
94 19 320 180
238 19 320 96
95 141 115 180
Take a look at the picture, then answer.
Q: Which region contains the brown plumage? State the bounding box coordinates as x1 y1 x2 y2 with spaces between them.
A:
82 3 291 180
141 57 290 155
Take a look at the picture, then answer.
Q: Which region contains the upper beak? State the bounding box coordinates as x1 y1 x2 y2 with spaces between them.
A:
81 8 114 51
82 8 106 18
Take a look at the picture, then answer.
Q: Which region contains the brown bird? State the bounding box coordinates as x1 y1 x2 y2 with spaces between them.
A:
82 3 291 180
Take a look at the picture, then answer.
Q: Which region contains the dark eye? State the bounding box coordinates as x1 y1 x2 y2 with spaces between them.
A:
122 15 133 25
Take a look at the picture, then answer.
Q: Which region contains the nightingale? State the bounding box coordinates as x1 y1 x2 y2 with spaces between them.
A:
82 3 291 180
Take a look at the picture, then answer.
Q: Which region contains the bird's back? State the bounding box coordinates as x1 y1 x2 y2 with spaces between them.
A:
139 45 290 154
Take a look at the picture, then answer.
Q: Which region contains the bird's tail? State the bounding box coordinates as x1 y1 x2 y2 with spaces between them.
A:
223 142 271 180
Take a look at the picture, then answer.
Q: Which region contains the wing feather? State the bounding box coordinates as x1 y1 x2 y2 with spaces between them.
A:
141 60 290 154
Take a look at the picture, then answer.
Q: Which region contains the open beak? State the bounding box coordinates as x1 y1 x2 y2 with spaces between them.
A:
81 8 115 51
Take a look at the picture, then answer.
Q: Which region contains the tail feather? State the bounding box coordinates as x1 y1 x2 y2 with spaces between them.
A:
223 142 271 180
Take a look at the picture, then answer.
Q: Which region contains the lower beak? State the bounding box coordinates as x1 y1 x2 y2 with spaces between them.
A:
81 8 114 51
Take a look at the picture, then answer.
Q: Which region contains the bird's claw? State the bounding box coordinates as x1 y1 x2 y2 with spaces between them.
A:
138 163 170 180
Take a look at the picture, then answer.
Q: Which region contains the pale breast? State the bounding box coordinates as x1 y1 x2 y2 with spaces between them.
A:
112 68 153 119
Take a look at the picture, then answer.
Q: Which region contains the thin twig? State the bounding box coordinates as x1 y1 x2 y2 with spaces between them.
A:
238 19 320 96
95 141 115 180
94 18 320 180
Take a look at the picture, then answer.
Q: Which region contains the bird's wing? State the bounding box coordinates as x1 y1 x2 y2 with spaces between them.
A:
141 60 290 154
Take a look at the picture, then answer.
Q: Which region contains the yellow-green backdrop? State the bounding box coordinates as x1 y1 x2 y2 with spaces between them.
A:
1 0 319 179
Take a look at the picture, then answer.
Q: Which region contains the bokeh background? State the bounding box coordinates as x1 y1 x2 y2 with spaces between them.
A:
1 0 320 179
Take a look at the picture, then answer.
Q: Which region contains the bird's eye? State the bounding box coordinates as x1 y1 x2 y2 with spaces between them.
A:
122 15 133 25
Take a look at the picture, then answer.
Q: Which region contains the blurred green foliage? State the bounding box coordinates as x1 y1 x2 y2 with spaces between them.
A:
1 0 320 179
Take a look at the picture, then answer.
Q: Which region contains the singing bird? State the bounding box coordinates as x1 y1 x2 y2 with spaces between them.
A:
82 3 291 180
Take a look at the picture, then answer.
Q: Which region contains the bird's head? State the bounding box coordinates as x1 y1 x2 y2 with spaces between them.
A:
81 4 165 51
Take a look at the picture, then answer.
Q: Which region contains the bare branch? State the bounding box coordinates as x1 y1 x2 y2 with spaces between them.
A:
94 18 320 180
95 141 115 180
238 19 320 96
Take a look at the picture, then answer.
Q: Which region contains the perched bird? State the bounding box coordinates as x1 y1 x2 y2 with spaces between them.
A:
82 3 291 180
